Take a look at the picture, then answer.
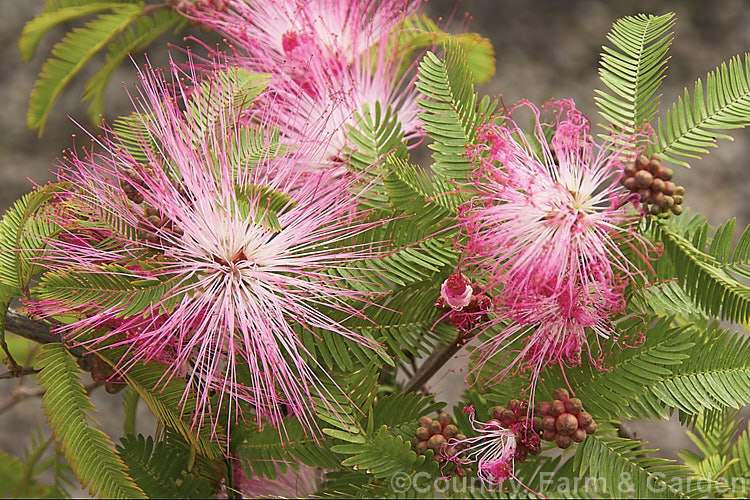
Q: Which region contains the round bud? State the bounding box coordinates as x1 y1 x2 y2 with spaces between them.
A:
649 153 663 163
552 388 570 401
415 426 431 441
455 434 467 442
565 398 583 415
651 178 666 193
542 429 557 442
623 163 637 177
549 399 566 417
671 204 684 215
622 177 637 191
491 406 505 420
634 170 653 188
660 167 674 181
437 412 452 428
577 412 593 428
649 191 664 205
585 421 598 435
532 416 544 433
427 434 447 451
556 413 578 436
415 440 429 454
500 408 517 426
674 185 686 196
418 416 432 428
572 428 587 443
443 424 458 439
647 160 660 175
555 434 572 449
637 188 651 201
663 181 675 196
649 204 663 216
429 420 443 435
673 195 684 205
535 401 550 417
663 196 675 208
635 154 648 168
542 415 557 431
507 399 520 412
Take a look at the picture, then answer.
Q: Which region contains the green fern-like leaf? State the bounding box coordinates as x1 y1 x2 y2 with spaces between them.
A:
649 323 750 414
27 5 143 135
655 54 750 167
35 265 193 317
116 434 213 498
575 434 719 499
416 42 496 180
595 13 674 134
83 8 186 121
35 343 146 498
653 217 750 324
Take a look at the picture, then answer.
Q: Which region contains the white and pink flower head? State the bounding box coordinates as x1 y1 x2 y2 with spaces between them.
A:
183 0 424 171
459 99 651 395
443 405 518 486
34 56 389 439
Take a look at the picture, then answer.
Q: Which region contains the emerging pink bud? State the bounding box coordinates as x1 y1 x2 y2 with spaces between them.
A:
440 273 473 310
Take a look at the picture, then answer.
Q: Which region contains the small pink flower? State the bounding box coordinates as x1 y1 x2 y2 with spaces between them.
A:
444 406 517 486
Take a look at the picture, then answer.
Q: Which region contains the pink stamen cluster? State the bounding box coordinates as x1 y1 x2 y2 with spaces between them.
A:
183 0 424 171
34 57 388 437
458 99 650 390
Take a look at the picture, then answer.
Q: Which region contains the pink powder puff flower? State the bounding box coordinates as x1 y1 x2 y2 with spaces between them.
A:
32 56 389 438
459 99 650 392
444 405 518 486
183 0 424 170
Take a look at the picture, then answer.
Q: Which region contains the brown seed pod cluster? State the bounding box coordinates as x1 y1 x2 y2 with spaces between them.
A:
413 413 466 456
489 398 541 461
621 154 685 216
533 388 596 449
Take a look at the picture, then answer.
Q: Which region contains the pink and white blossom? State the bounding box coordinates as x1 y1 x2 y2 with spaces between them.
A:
32 57 388 437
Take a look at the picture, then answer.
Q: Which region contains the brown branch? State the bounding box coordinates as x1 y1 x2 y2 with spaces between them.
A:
5 309 87 358
0 367 39 379
403 333 467 394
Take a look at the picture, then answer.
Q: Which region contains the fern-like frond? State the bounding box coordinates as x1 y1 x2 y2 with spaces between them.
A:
595 13 674 134
83 8 186 121
116 434 213 498
649 323 750 414
18 2 122 61
0 183 67 292
574 434 718 499
35 265 193 317
416 42 496 180
27 5 142 135
653 217 750 323
35 343 146 498
655 54 750 167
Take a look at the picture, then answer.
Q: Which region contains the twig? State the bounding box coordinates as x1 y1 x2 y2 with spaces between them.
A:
403 332 467 394
0 381 103 416
4 309 87 358
0 367 39 379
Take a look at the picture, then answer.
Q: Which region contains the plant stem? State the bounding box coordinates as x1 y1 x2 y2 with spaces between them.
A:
4 309 87 358
403 332 466 394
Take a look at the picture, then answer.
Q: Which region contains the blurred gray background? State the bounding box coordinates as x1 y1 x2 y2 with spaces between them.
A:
1 0 749 494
